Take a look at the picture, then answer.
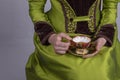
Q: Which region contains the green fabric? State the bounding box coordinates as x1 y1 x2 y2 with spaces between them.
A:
95 0 118 36
73 16 91 22
26 0 120 80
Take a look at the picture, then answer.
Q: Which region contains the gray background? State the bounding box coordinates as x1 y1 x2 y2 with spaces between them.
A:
0 0 119 80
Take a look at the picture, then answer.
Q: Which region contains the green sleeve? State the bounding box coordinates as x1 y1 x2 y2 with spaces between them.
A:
96 0 118 46
100 0 118 26
28 0 50 23
28 0 55 45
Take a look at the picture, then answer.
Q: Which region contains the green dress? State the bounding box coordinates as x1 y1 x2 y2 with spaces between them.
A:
26 0 120 80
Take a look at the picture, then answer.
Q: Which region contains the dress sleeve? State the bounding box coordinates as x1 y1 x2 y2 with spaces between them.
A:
96 0 118 46
28 0 55 45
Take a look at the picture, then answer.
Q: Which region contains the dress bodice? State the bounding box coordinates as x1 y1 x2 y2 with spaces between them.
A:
66 0 95 16
66 0 96 35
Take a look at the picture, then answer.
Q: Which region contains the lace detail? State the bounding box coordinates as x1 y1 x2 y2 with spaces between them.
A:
88 0 100 32
59 0 77 33
59 0 100 33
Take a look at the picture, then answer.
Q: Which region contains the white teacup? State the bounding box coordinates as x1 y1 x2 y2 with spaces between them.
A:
70 36 91 55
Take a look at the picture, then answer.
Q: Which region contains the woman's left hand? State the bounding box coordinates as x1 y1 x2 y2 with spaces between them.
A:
82 37 107 58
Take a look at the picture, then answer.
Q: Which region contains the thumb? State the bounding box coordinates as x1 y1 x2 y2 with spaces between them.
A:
59 33 72 41
96 42 102 51
96 38 106 51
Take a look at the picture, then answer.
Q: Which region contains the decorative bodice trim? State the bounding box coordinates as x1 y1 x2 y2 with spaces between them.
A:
59 0 77 33
88 0 100 32
59 0 100 34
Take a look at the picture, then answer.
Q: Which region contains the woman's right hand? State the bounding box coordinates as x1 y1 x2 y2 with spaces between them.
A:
48 33 72 54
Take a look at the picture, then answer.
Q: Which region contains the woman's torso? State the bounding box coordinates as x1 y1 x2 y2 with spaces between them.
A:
47 0 101 36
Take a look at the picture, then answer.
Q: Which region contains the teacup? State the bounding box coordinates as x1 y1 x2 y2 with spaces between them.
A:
70 36 91 48
69 36 91 55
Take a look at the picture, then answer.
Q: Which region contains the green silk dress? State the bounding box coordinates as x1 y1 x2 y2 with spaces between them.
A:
26 0 120 80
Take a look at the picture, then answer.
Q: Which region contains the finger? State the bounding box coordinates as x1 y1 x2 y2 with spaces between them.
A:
59 33 72 40
56 51 66 54
56 35 62 41
54 46 69 51
82 51 99 58
55 41 70 47
82 54 95 58
92 50 99 56
96 42 104 51
96 38 106 50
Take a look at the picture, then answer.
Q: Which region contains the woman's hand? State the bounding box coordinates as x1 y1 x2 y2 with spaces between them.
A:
48 33 72 54
82 37 107 58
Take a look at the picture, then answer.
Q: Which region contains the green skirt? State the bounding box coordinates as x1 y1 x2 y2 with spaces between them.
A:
26 32 120 80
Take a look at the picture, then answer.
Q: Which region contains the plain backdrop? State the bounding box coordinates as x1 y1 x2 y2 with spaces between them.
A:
0 0 120 80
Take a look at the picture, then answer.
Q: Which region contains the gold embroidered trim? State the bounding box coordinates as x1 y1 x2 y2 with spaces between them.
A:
59 0 77 33
88 0 99 32
59 0 100 33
